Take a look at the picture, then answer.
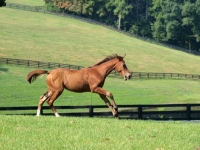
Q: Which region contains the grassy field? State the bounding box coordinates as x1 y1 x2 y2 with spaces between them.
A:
1 64 200 109
1 2 200 150
1 0 200 109
1 7 200 74
0 115 200 150
6 0 45 6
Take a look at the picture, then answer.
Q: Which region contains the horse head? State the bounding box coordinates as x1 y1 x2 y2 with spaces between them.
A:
114 54 131 80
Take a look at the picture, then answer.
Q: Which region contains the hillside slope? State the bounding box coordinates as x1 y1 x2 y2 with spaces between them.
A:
0 8 200 74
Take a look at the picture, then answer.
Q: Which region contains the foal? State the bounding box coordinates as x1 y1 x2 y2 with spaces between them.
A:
26 54 131 118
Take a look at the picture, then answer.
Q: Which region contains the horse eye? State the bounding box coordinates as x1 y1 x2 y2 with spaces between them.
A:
123 64 127 68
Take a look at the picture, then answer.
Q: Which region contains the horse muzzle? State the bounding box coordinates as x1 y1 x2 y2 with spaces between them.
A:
124 74 131 80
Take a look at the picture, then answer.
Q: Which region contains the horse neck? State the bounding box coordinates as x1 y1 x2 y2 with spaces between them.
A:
96 59 118 77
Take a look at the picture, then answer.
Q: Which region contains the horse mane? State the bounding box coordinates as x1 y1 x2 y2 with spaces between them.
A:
89 54 123 68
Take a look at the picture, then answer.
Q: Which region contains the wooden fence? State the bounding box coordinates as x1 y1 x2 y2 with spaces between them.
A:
0 104 200 120
1 57 200 80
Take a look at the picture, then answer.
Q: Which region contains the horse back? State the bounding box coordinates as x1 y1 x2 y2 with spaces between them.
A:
47 68 90 92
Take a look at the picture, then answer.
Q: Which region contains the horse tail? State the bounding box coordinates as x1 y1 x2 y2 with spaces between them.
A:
26 69 49 84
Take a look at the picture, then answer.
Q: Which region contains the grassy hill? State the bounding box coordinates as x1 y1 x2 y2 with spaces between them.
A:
1 6 200 74
0 0 200 150
1 2 199 149
6 0 45 6
1 3 200 107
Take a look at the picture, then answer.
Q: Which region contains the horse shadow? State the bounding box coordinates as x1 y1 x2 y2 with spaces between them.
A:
0 68 9 72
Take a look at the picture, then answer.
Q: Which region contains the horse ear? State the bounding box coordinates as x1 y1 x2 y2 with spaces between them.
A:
123 54 126 58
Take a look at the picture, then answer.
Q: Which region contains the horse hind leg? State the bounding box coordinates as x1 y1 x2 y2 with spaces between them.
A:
36 91 52 116
46 90 63 117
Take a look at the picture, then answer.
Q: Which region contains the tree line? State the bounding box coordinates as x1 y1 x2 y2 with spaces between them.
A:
44 0 200 52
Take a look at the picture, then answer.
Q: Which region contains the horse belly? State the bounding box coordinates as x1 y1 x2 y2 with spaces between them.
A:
64 78 90 93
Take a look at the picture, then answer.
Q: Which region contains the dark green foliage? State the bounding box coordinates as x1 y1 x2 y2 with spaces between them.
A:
44 0 200 51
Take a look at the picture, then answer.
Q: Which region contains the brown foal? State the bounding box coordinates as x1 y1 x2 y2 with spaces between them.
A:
26 54 131 119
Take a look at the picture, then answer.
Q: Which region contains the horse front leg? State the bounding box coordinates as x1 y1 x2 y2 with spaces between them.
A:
99 94 114 114
94 87 119 119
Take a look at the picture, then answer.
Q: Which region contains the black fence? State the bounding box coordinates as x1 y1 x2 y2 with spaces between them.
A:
5 2 200 55
0 57 83 70
0 104 200 120
6 2 46 12
1 57 200 80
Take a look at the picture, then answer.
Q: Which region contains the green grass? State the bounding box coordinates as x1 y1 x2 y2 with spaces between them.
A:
1 8 200 74
1 6 200 112
6 0 45 6
1 4 200 149
0 115 200 150
1 64 200 109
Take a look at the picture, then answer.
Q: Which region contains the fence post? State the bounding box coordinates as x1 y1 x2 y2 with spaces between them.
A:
41 107 43 115
130 72 133 78
6 58 8 64
186 104 191 121
89 106 93 117
48 62 50 68
138 105 142 119
37 62 40 68
27 60 29 67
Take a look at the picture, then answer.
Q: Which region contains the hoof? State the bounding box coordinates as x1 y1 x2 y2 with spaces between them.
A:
115 116 120 120
113 114 120 120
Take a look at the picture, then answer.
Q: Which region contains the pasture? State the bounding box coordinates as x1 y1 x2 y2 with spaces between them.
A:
1 1 200 149
6 0 45 6
1 64 200 108
1 6 200 74
1 115 200 150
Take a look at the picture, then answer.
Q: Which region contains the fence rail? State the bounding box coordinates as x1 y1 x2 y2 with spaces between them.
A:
1 57 200 80
0 104 200 120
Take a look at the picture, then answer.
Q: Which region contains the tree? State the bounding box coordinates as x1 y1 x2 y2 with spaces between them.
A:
109 0 132 30
151 0 183 42
95 0 112 23
182 1 200 51
52 0 95 16
128 0 152 36
150 0 200 51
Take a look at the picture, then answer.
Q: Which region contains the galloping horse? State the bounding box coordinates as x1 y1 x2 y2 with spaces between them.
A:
26 54 131 119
